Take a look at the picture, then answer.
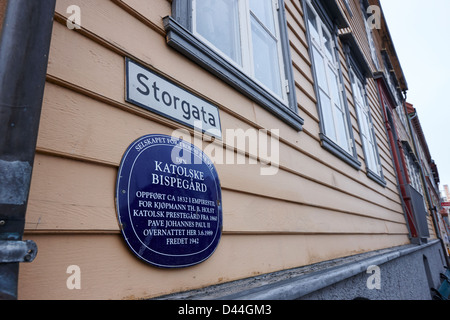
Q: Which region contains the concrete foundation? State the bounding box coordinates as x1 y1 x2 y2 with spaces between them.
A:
156 240 448 300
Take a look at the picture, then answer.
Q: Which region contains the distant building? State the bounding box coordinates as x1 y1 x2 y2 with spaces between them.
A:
444 185 450 201
405 103 450 256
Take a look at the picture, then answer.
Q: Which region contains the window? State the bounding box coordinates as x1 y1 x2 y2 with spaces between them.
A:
381 53 408 130
360 0 380 70
364 15 380 70
349 68 385 184
164 0 304 131
193 0 285 100
304 0 360 169
403 145 423 194
402 144 428 231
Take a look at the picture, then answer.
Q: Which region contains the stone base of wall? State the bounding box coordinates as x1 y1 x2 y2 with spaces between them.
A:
156 239 449 300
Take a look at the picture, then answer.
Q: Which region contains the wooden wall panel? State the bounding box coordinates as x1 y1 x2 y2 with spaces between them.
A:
46 13 400 198
36 82 404 219
27 150 408 235
18 233 409 300
20 0 412 299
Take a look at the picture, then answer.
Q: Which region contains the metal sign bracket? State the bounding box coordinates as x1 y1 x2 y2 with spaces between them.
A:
0 240 37 263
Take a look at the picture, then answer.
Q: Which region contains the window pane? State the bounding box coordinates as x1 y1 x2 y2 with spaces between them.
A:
365 142 373 170
306 5 319 44
195 0 242 65
358 84 366 109
250 0 275 34
367 136 380 174
251 17 282 97
354 82 364 106
335 108 351 153
364 113 372 139
312 47 328 91
320 90 337 142
327 66 341 109
367 143 377 173
351 73 382 175
358 108 369 138
351 75 368 138
322 28 334 62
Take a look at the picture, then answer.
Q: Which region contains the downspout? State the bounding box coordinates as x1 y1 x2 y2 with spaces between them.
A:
0 0 56 299
402 92 450 267
376 80 418 239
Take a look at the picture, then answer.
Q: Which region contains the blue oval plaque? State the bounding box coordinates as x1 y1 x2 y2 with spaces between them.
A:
116 134 222 268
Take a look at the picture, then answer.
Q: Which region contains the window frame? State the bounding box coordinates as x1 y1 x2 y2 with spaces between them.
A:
163 0 304 131
402 141 423 194
380 50 408 131
347 57 386 186
191 0 287 102
360 0 380 70
303 0 361 170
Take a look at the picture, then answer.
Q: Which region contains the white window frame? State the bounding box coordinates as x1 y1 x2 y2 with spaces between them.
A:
363 12 380 70
404 150 422 194
192 0 288 104
164 0 304 131
304 0 360 169
359 0 380 71
349 68 385 183
382 58 408 130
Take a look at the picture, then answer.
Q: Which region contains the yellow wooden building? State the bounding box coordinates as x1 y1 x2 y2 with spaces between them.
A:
0 0 448 300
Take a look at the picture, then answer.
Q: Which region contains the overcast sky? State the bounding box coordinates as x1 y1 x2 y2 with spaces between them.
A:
379 0 450 192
